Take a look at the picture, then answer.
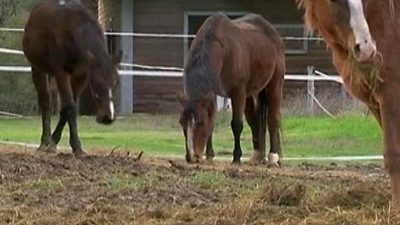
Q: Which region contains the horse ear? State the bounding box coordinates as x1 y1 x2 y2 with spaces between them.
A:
177 92 188 108
112 50 123 65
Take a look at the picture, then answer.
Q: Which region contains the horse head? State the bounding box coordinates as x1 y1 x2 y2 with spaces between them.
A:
298 0 376 62
88 50 122 125
178 93 215 163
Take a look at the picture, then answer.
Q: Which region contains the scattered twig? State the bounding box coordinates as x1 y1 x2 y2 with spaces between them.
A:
109 146 121 156
169 160 185 170
136 151 144 161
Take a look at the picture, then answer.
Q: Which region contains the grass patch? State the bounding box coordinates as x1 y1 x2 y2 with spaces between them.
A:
0 113 382 158
187 171 228 191
30 179 64 191
104 173 145 192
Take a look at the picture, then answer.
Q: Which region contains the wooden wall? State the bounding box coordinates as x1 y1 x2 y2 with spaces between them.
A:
131 0 338 113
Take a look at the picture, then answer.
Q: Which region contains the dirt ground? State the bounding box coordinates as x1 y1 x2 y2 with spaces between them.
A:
0 144 398 225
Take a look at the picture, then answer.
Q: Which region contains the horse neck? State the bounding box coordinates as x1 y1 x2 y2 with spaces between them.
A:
79 24 112 77
184 66 218 101
184 42 221 101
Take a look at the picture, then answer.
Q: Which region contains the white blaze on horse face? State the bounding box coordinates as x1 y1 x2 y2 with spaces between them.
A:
58 0 66 6
347 0 377 61
186 118 195 160
108 89 115 120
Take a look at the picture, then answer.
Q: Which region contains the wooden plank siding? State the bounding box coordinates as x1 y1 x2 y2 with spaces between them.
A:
130 0 338 113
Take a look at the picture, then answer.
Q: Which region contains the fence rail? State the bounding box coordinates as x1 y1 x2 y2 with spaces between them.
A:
0 27 344 117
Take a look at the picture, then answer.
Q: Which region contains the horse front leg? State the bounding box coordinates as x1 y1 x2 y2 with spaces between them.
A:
32 67 52 152
48 112 67 152
54 74 85 156
380 90 400 207
231 89 246 164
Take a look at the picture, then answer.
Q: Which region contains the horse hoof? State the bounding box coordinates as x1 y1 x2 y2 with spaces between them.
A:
250 158 268 165
36 145 48 152
267 153 280 168
231 160 241 165
46 141 57 152
37 143 57 154
73 150 87 158
250 151 267 165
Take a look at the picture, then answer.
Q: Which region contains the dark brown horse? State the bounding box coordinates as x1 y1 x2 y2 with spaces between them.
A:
178 13 285 165
23 0 120 156
297 0 400 206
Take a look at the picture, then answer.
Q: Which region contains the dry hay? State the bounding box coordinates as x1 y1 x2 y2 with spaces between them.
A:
0 145 398 225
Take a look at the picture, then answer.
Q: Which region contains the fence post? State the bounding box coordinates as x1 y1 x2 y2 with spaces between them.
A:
341 85 347 112
307 66 315 116
120 0 134 115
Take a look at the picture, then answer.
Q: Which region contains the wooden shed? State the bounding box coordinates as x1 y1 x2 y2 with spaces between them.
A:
88 0 338 113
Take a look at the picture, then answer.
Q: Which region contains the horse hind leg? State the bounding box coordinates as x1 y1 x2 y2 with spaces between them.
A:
32 67 52 152
245 96 267 164
206 133 215 162
265 77 284 167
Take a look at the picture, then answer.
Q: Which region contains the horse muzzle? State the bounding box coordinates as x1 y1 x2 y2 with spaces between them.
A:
353 39 377 62
96 114 116 125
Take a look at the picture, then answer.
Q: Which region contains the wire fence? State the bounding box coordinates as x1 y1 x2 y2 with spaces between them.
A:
0 27 355 116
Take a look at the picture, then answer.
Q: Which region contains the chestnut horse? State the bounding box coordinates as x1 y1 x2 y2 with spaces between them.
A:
23 0 120 156
297 0 400 206
178 13 285 165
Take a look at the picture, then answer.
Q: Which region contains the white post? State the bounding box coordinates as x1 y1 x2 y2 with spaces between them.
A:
307 66 315 116
341 85 347 112
120 0 134 115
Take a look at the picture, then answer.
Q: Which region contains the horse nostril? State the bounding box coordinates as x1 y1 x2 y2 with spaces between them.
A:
354 43 361 56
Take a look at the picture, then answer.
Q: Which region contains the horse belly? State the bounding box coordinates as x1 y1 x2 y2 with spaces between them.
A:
245 66 275 96
245 77 270 96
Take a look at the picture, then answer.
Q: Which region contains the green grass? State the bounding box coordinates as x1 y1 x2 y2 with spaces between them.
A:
0 113 382 158
30 179 64 191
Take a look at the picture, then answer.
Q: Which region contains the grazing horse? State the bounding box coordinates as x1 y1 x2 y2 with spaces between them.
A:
297 0 400 206
23 0 120 156
178 13 285 165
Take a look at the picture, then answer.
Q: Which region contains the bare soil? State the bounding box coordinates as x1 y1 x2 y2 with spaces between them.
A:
0 145 398 225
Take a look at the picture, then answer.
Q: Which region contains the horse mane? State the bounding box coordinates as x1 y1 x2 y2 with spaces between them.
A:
184 14 223 100
296 0 317 31
389 0 400 19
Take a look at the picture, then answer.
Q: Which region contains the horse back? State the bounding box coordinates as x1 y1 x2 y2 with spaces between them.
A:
219 14 285 95
234 14 284 52
23 0 105 74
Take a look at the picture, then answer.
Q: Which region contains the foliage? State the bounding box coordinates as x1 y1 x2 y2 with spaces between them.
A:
0 0 42 115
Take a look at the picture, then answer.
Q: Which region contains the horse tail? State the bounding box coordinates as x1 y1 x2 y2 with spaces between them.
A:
257 90 268 153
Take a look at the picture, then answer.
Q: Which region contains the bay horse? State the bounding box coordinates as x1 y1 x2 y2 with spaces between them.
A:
297 0 400 206
178 13 285 165
23 0 120 156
